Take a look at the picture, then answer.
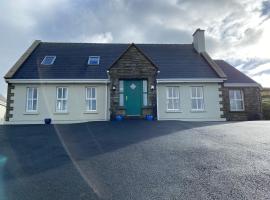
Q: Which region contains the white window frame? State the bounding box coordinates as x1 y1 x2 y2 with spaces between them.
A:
166 86 180 112
86 87 97 112
56 87 68 112
229 89 245 111
88 56 100 65
191 86 205 111
26 87 38 112
41 56 56 65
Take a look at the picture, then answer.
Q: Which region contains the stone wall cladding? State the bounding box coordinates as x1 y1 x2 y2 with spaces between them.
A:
221 85 262 121
109 45 157 119
5 83 15 121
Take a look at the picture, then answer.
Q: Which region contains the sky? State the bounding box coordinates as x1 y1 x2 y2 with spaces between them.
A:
0 0 270 96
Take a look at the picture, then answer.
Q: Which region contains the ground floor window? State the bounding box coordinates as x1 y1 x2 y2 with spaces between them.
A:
191 86 204 111
26 87 38 112
56 87 68 112
166 87 180 111
229 89 244 111
86 87 97 111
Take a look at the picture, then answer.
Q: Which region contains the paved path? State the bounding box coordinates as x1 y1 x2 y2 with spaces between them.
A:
0 121 270 199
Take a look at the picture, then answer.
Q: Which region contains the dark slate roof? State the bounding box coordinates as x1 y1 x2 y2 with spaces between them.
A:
13 43 129 79
137 44 219 78
215 60 257 84
12 42 221 79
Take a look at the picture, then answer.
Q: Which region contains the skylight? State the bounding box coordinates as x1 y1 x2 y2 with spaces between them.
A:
41 56 56 65
88 56 100 65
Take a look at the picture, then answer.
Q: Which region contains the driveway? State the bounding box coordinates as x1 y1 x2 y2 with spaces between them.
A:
0 121 270 200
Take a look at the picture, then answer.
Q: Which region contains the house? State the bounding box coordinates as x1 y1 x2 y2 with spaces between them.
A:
4 29 262 124
0 95 6 123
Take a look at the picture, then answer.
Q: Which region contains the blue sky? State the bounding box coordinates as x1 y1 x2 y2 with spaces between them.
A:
0 0 270 96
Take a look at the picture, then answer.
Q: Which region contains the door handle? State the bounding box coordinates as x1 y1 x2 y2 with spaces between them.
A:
126 96 128 101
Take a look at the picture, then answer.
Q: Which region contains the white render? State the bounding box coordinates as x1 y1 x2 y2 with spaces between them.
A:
156 83 225 121
0 100 6 123
7 83 109 124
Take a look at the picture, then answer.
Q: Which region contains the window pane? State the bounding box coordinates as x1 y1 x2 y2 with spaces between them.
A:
27 100 32 110
229 90 234 99
174 100 180 110
57 100 62 111
191 99 197 110
57 88 62 99
92 100 97 111
191 87 197 98
41 56 56 65
197 87 202 97
143 93 147 106
168 99 174 110
33 88 37 99
236 100 243 110
33 99 37 110
62 100 67 111
143 80 147 93
91 88 96 98
88 56 100 65
230 100 236 110
119 93 124 106
197 99 203 110
173 88 179 98
62 88 67 99
235 90 242 99
168 87 173 98
119 80 124 92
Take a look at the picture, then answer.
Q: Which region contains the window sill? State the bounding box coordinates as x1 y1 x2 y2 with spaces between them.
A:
190 110 206 113
24 112 39 115
84 111 98 114
229 110 245 112
54 112 69 115
166 110 182 113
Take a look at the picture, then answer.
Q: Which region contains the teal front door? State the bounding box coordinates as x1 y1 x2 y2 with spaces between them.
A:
124 80 142 116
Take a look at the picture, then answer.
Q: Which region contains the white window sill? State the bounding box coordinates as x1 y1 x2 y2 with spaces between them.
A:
24 112 39 115
84 111 98 114
166 110 182 113
190 110 205 113
54 112 69 115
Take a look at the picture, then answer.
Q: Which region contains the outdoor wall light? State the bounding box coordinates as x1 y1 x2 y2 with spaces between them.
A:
112 85 116 91
150 85 155 90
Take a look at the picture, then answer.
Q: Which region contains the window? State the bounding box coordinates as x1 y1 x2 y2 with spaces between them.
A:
191 87 204 111
119 80 124 106
166 87 180 111
56 87 68 112
86 87 97 111
26 87 38 112
88 56 100 65
229 90 244 111
41 56 56 65
143 80 148 106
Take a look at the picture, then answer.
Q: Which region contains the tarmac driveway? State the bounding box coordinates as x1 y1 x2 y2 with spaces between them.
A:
0 120 270 200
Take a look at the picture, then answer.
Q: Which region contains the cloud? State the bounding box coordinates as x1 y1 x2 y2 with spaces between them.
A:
0 0 270 95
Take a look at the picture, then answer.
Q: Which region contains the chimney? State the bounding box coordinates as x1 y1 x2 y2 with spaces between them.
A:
192 28 205 53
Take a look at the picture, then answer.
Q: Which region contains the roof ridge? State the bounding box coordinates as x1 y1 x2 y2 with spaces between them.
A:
41 42 193 45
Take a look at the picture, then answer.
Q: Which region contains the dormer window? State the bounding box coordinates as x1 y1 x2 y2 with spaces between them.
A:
41 56 56 65
88 56 100 65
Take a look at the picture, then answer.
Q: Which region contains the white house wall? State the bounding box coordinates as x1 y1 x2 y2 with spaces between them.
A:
8 83 109 124
0 102 6 123
157 83 224 121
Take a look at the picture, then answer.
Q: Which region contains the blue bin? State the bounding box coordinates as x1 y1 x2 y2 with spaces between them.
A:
115 115 123 121
146 115 154 121
44 118 52 124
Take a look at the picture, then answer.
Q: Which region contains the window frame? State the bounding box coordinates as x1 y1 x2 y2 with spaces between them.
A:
166 86 181 112
85 87 97 112
56 87 68 113
26 87 38 112
229 89 245 111
41 56 56 65
88 56 100 65
190 86 205 111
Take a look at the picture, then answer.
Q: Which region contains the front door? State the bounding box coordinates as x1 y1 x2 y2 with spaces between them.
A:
124 80 142 116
